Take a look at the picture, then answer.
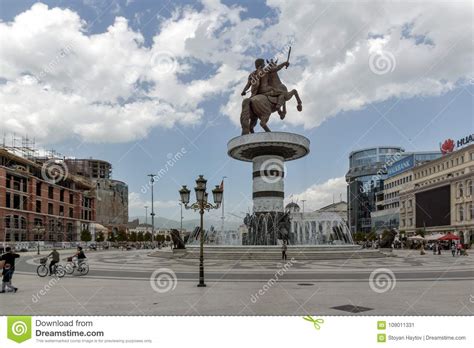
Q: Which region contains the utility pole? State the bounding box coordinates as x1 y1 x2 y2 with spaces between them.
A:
301 199 306 214
147 174 157 243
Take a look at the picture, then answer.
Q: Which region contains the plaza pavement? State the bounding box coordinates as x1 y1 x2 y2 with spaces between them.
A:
0 248 472 315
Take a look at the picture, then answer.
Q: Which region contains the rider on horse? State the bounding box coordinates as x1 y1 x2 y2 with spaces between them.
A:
241 58 289 118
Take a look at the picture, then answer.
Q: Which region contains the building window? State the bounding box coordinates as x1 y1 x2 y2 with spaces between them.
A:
69 207 74 218
60 189 65 202
48 187 54 199
469 203 473 221
13 194 21 209
5 192 11 208
59 205 64 216
408 218 413 226
36 182 42 196
468 180 473 196
457 183 464 198
69 193 74 204
36 200 42 213
459 205 464 222
48 203 54 215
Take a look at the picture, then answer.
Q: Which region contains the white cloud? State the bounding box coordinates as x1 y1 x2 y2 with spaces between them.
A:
0 1 472 142
0 2 251 143
128 192 178 216
223 0 473 129
288 177 347 211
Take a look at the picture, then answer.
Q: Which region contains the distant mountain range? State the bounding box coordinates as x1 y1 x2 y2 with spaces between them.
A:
129 216 243 231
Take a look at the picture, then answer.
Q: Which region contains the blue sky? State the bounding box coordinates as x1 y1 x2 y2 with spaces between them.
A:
0 0 472 223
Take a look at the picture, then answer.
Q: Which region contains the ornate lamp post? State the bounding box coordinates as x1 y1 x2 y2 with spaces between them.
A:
179 175 223 287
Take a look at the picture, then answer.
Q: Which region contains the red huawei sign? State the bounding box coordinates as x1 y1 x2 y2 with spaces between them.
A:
440 139 455 154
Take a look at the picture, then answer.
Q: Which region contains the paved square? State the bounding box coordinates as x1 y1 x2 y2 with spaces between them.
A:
0 249 472 315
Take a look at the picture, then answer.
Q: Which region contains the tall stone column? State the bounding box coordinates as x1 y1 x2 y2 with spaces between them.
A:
252 155 284 213
228 132 310 245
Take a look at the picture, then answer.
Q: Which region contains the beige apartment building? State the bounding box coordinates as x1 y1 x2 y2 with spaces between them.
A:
399 144 473 244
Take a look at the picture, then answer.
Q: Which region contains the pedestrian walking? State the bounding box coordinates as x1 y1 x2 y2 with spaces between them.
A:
433 243 437 255
456 243 462 256
281 240 288 260
451 243 456 257
438 243 442 255
0 247 20 293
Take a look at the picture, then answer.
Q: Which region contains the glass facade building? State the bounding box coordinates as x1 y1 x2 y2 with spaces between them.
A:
346 147 405 233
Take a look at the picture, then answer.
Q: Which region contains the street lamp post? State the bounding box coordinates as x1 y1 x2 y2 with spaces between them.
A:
148 174 157 244
33 226 45 255
144 205 148 226
179 175 223 287
179 203 183 233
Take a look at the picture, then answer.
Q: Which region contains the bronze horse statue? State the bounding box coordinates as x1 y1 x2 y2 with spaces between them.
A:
240 59 302 135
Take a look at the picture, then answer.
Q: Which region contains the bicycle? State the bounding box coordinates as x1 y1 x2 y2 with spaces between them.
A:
65 257 89 276
36 257 65 278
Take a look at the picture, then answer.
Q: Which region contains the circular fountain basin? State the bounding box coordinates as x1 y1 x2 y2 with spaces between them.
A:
150 245 387 260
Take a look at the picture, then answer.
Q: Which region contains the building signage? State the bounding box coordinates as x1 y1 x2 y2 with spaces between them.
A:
440 134 473 154
387 154 414 177
457 134 474 147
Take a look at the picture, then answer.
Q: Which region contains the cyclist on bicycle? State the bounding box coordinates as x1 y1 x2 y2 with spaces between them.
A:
47 249 60 276
75 246 87 266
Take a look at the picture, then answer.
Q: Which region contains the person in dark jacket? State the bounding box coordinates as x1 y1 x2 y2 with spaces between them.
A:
1 247 20 293
48 249 60 275
74 246 86 266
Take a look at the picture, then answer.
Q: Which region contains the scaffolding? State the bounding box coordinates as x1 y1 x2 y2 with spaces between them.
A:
1 133 65 163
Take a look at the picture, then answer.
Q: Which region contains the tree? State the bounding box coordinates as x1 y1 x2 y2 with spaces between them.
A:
353 232 366 242
80 229 92 243
416 229 425 238
144 232 152 242
108 233 116 242
129 232 137 242
137 232 144 242
367 231 377 241
95 231 105 243
116 228 128 242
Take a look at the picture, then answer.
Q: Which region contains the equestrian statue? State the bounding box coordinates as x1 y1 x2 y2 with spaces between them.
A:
240 47 302 134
